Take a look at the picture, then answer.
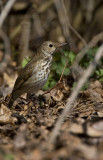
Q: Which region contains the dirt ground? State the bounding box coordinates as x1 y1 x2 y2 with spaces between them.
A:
0 69 103 160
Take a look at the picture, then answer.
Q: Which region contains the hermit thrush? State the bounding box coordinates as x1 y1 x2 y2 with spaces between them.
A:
8 41 66 108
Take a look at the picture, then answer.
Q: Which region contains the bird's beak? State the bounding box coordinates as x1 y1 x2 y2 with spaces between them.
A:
57 42 67 48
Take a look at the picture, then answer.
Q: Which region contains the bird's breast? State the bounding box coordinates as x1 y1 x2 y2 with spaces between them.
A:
36 59 51 80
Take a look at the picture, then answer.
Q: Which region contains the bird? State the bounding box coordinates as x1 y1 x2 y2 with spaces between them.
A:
8 41 67 108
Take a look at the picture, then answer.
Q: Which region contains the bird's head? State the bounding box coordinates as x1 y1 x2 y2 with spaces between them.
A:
38 41 67 57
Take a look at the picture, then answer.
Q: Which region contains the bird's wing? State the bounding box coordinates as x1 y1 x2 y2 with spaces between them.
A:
13 60 37 92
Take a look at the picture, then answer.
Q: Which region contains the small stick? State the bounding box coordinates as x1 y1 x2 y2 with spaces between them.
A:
7 96 22 110
0 0 17 28
0 29 11 72
58 58 69 83
43 54 69 95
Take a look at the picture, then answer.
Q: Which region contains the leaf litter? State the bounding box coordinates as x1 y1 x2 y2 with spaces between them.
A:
1 64 103 160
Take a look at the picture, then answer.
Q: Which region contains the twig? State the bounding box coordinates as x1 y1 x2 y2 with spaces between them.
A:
10 25 21 39
38 0 54 13
10 1 53 40
71 32 103 79
0 0 3 14
54 0 87 47
58 58 68 83
32 12 45 37
19 21 31 65
73 32 103 66
0 29 11 72
69 24 87 47
48 44 103 145
61 0 87 47
86 0 94 22
54 0 71 45
0 0 17 28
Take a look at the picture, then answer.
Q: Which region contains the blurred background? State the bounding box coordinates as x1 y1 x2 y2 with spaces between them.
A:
0 0 103 66
0 0 103 88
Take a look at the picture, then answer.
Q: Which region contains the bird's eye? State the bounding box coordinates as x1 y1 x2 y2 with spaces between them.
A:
49 44 53 47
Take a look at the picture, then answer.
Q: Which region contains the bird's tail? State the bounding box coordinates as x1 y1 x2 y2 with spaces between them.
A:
8 91 20 108
8 95 14 108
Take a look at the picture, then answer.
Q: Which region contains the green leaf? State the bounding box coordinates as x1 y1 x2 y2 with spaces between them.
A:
100 69 103 76
73 82 77 88
95 70 100 76
50 81 57 88
52 62 58 70
61 55 68 66
56 64 70 76
42 80 49 90
4 153 15 160
81 82 89 91
87 47 98 56
22 57 31 67
99 77 103 82
56 64 64 75
83 62 89 68
64 51 69 57
53 52 61 61
63 68 70 75
95 69 103 77
68 51 75 64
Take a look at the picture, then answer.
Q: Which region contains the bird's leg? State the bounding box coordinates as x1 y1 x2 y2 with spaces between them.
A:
26 93 39 104
26 93 32 100
26 93 36 103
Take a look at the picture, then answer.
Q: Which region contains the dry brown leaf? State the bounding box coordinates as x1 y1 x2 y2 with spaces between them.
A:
69 123 83 134
0 104 17 124
87 123 103 137
0 85 12 98
73 143 98 160
92 121 103 131
51 89 64 102
13 124 27 149
97 111 103 117
4 72 17 87
31 149 42 160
